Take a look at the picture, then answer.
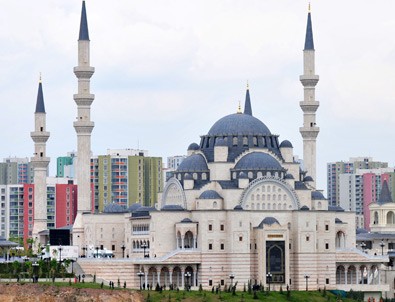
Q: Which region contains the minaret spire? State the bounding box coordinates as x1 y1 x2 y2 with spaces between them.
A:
31 77 50 247
299 7 319 187
244 82 252 116
73 0 95 249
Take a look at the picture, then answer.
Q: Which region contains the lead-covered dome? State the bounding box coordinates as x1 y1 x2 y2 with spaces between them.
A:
234 152 282 170
208 113 271 136
177 154 208 172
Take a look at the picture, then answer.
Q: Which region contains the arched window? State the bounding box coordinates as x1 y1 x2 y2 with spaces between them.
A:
202 173 207 180
213 201 218 208
248 172 253 178
193 173 198 180
387 211 395 224
336 231 346 249
251 194 255 201
243 136 248 146
374 211 379 224
233 137 238 146
257 172 263 178
257 194 260 201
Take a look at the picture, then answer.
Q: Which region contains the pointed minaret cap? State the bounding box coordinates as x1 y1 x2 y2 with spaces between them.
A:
243 81 252 116
35 76 46 113
377 180 393 204
304 5 314 50
79 1 90 41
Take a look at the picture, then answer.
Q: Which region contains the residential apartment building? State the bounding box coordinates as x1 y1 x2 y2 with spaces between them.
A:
165 155 187 181
56 152 76 178
0 157 34 185
327 157 388 206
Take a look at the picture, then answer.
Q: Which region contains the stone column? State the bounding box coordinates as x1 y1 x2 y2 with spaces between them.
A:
169 269 173 286
157 271 161 286
181 236 185 250
181 267 185 288
344 266 348 285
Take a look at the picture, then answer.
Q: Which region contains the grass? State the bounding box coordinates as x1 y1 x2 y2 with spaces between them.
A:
142 290 361 302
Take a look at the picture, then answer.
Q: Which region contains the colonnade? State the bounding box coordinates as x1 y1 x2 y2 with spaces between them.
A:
336 265 380 285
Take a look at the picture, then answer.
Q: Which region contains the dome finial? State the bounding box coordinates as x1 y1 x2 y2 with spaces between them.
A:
237 100 242 114
308 2 311 12
246 80 249 90
39 72 42 83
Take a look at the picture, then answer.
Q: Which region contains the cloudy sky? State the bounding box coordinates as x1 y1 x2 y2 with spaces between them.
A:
1 1 395 192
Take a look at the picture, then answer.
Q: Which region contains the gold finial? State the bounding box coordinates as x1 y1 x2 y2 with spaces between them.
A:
247 80 249 90
39 72 42 83
308 2 311 12
237 100 242 114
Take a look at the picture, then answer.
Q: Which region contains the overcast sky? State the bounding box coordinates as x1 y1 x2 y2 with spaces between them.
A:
1 1 395 193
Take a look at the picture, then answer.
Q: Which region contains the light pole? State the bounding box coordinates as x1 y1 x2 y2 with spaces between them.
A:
58 245 63 263
95 246 100 258
266 272 272 292
304 275 310 291
82 246 87 258
121 244 126 258
229 273 235 289
70 259 75 274
32 262 39 283
380 240 385 255
137 271 144 290
360 241 366 252
141 243 148 258
184 271 191 291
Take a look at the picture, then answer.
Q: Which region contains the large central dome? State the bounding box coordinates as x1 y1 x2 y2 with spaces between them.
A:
208 113 271 136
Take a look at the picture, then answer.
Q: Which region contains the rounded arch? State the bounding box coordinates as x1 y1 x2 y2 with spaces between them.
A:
373 211 379 224
336 231 346 249
387 211 395 225
162 178 187 209
336 265 345 284
239 176 300 210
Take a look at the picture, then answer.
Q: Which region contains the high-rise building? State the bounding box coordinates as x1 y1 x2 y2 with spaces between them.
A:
0 157 33 185
327 157 388 206
95 149 162 211
165 155 187 181
56 152 76 178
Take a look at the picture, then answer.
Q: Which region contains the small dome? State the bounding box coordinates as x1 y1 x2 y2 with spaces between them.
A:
239 172 248 179
208 113 271 136
188 143 200 151
127 203 142 212
234 152 282 171
180 218 193 223
199 190 222 199
215 138 227 147
258 217 280 228
303 176 314 182
177 154 208 172
103 203 127 213
161 205 185 211
234 205 243 211
284 174 294 180
311 191 326 200
135 206 156 212
335 218 343 224
328 205 345 212
279 140 293 148
300 205 310 211
184 173 193 180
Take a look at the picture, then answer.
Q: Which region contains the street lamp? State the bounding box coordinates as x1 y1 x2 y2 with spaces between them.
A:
266 272 272 292
380 240 385 255
95 246 100 258
360 241 366 252
32 262 39 283
141 243 148 258
121 244 126 258
304 275 310 291
229 273 235 289
137 271 144 290
70 259 75 274
58 245 63 263
82 246 87 258
184 271 191 291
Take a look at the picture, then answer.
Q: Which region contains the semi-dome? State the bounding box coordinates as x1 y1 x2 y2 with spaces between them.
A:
208 113 271 136
311 191 326 200
279 140 293 148
177 154 208 172
234 152 282 171
199 190 222 199
257 217 280 228
284 173 294 179
188 143 200 151
303 176 314 182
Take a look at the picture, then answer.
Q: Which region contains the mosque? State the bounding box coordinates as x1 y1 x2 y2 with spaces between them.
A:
31 1 390 299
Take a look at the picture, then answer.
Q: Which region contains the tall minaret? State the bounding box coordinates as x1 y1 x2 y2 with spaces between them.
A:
73 0 94 247
31 76 50 247
299 6 319 187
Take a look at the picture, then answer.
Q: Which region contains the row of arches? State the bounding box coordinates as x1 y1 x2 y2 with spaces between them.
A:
251 194 288 202
246 203 292 210
373 211 395 225
336 265 381 285
176 231 196 249
140 265 197 289
132 240 150 253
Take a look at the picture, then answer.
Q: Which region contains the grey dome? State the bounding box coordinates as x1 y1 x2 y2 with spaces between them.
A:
311 191 326 200
234 152 282 171
161 205 185 211
300 205 310 211
284 173 294 179
208 113 271 136
215 138 227 147
279 140 293 148
303 176 314 182
127 203 142 212
188 143 200 151
328 205 345 212
181 218 193 223
234 205 243 211
199 190 222 199
177 154 208 172
103 203 127 213
258 217 280 227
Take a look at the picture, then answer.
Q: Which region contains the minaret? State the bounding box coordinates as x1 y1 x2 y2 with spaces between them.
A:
73 1 94 247
31 76 50 247
299 6 319 187
244 82 252 116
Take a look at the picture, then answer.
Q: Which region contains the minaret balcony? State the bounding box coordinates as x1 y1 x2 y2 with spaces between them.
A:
299 75 319 87
73 66 95 79
299 101 319 112
73 121 94 134
30 132 50 143
299 127 319 139
30 157 50 168
73 94 94 106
